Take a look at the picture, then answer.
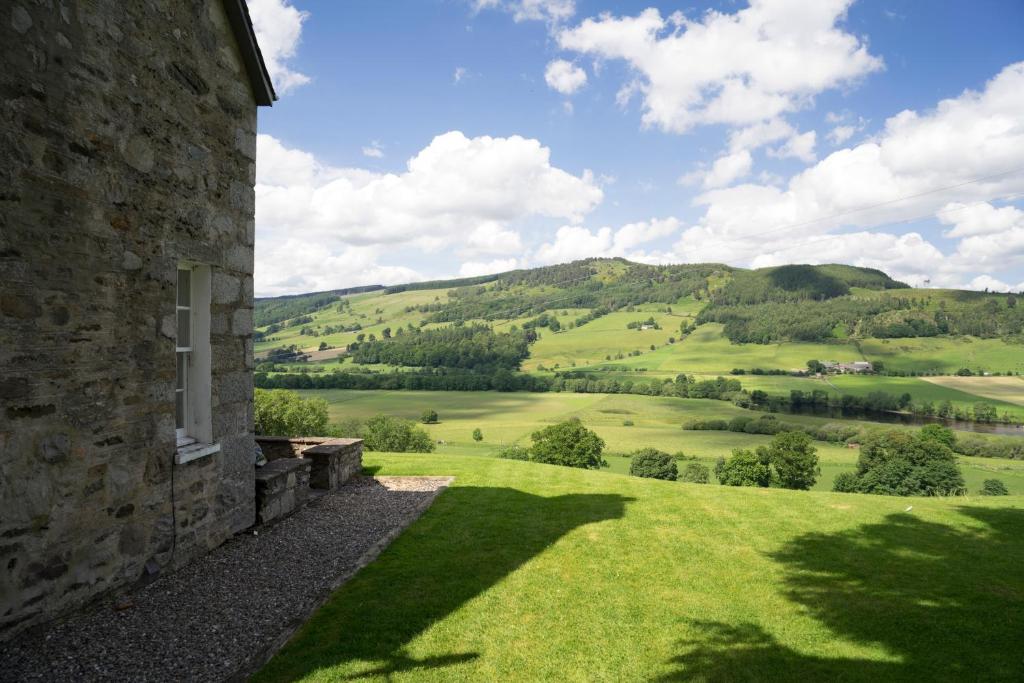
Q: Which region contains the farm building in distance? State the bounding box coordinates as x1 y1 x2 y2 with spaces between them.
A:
0 0 362 642
820 361 874 374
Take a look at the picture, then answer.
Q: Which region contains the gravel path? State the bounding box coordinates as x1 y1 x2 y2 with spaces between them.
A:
0 476 453 683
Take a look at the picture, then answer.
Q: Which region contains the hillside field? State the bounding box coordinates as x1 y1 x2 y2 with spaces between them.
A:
923 375 1024 407
256 454 1024 682
305 389 1024 494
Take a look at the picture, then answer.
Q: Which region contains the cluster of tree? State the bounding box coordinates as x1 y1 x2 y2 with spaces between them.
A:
256 367 553 392
714 431 820 489
700 289 1023 344
710 264 904 307
522 312 561 332
253 388 329 437
337 414 435 453
255 285 384 328
263 345 309 363
626 317 660 330
496 418 606 469
349 324 530 372
832 425 964 496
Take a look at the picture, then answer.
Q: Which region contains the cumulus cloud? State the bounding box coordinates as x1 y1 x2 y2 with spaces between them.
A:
453 66 468 83
767 131 817 163
544 59 587 95
557 1 882 134
828 125 856 145
459 258 520 277
361 141 384 158
534 217 681 264
669 61 1024 288
246 0 310 93
473 0 575 24
255 131 602 294
681 150 753 189
938 201 1024 237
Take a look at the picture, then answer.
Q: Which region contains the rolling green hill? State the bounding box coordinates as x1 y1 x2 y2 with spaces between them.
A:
254 259 1024 420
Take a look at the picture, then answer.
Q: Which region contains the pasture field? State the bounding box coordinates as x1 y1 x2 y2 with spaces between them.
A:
304 389 1024 493
857 336 1024 375
255 288 450 357
256 454 1024 682
922 375 1024 407
827 374 1024 420
521 310 684 371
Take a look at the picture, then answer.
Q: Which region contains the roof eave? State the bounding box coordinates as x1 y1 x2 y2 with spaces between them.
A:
222 0 277 106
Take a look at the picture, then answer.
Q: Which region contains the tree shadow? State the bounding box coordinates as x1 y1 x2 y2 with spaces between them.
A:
255 486 632 681
660 506 1024 681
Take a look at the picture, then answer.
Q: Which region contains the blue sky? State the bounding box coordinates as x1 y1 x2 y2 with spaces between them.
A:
247 0 1024 296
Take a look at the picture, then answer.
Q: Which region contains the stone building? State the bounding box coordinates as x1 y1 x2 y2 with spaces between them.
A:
0 0 276 639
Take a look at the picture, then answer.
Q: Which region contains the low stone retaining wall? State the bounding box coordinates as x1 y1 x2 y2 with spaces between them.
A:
254 458 311 526
256 436 363 492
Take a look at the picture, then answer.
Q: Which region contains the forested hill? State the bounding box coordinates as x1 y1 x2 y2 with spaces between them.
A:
254 258 1022 347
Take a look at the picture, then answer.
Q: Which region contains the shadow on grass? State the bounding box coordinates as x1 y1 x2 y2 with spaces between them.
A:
660 506 1024 681
256 485 633 681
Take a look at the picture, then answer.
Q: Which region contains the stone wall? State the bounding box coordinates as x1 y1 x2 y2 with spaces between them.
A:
255 437 364 490
0 1 261 639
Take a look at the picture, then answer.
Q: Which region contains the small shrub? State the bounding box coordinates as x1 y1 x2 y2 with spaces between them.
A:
472 428 483 442
420 409 439 424
623 419 634 426
529 418 606 469
979 479 1009 496
718 449 772 487
497 444 530 461
254 388 328 437
629 448 678 481
832 471 860 493
363 415 435 453
679 462 710 484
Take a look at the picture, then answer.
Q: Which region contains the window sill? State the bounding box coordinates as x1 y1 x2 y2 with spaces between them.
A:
175 441 221 465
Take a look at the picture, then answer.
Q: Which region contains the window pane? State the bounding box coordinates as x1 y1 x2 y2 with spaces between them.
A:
177 269 191 307
175 389 185 429
176 352 186 391
177 309 190 348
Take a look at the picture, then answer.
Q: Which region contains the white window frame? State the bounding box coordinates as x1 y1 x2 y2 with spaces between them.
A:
175 264 219 464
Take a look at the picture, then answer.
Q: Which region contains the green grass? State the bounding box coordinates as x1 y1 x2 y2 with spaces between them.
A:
858 336 1024 375
256 454 1024 681
828 374 1024 420
923 376 1024 407
305 389 1024 494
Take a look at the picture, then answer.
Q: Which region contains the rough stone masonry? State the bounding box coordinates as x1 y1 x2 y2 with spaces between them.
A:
0 1 273 639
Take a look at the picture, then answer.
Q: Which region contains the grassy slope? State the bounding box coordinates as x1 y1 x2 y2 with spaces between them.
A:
922 376 1024 407
307 389 1024 494
256 454 1024 682
858 336 1024 375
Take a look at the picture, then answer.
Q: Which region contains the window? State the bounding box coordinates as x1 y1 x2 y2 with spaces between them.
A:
175 265 218 463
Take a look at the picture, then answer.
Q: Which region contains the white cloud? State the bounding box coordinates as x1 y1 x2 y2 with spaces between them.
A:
454 66 468 83
361 141 384 158
962 275 1018 293
534 217 680 263
728 118 795 153
768 130 817 163
256 241 423 297
668 61 1024 287
246 0 310 94
557 1 882 134
255 131 602 294
459 258 520 277
828 125 856 145
938 201 1024 238
681 150 753 189
544 59 587 95
473 0 575 24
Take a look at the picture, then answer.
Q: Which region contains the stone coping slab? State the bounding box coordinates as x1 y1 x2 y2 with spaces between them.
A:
0 476 454 683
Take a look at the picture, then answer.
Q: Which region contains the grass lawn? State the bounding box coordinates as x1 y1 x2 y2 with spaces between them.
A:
255 454 1024 682
305 389 1024 494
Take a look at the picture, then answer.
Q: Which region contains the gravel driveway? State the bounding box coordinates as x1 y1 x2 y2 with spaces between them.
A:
0 476 453 682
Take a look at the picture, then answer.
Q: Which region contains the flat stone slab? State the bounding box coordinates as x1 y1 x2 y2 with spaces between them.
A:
0 476 454 683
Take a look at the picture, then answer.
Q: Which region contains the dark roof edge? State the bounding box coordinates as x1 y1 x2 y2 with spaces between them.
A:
222 0 277 106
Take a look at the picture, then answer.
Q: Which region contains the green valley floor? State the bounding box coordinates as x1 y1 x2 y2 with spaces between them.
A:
256 454 1024 682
